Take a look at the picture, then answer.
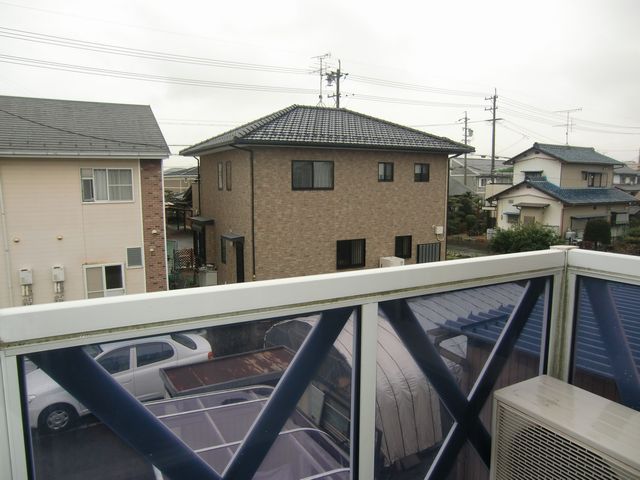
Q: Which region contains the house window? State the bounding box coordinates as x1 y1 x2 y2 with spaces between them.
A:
506 214 520 224
582 171 604 187
292 161 334 190
220 237 227 264
81 168 133 202
126 247 143 268
226 161 232 191
524 171 543 180
84 264 125 298
217 162 223 190
378 162 394 182
395 235 412 259
336 239 365 269
414 163 430 182
477 177 488 188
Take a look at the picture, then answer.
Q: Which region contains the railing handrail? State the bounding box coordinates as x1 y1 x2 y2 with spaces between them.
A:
0 250 566 353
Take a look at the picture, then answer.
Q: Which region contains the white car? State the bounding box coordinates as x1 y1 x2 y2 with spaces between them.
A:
27 333 213 433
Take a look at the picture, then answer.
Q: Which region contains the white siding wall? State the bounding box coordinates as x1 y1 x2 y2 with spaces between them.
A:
0 158 145 307
495 184 563 231
512 154 561 184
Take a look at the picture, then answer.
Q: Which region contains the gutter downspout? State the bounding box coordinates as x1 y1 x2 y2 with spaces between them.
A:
0 172 15 306
195 156 201 215
230 144 256 281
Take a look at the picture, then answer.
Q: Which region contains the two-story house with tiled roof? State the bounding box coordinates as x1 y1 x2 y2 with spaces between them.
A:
487 143 637 240
181 105 472 284
0 95 170 307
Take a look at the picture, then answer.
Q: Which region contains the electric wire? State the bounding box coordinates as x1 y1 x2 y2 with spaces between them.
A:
0 107 167 149
0 27 311 74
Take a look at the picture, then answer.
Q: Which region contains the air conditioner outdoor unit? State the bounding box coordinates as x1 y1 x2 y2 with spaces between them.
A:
379 256 405 268
491 375 640 480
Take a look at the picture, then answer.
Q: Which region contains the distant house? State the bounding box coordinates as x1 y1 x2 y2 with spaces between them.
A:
487 143 637 240
164 166 198 193
0 95 170 307
449 156 512 197
181 105 472 284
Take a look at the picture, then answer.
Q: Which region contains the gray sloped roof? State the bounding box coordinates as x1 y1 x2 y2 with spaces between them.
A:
507 142 624 166
488 179 638 206
0 95 169 158
181 105 474 156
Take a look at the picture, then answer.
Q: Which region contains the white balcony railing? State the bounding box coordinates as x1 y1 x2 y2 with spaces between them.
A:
1 247 639 479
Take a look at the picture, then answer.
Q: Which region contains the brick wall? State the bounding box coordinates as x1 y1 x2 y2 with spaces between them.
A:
200 147 448 283
140 159 167 291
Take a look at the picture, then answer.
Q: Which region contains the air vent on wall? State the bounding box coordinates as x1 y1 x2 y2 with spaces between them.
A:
491 375 640 480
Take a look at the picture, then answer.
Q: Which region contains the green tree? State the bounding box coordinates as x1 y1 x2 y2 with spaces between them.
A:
447 192 487 236
583 218 611 249
490 223 561 254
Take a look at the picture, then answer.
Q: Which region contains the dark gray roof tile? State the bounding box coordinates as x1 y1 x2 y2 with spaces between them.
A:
0 95 169 157
181 105 473 155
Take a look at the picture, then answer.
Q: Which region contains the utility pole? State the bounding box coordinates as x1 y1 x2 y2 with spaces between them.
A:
312 53 331 106
485 89 498 178
459 111 472 186
326 60 348 108
554 108 582 145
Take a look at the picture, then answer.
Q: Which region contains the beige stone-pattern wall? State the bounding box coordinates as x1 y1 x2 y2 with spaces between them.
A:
0 158 146 307
560 163 614 188
251 147 448 280
199 149 253 284
140 159 167 292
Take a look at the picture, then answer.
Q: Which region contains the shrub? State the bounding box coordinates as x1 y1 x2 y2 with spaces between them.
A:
490 223 561 254
583 218 611 249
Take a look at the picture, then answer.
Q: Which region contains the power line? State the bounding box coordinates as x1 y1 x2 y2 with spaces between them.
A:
0 27 310 75
349 75 486 97
0 54 317 94
351 94 484 109
0 107 167 149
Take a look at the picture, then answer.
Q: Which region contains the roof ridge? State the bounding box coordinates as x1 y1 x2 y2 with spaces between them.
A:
0 94 151 109
181 105 298 154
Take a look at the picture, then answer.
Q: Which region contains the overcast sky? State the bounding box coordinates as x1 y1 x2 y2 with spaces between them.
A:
1 0 639 167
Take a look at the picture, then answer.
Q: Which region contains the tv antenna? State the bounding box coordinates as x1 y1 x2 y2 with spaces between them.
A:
311 53 331 106
554 108 582 145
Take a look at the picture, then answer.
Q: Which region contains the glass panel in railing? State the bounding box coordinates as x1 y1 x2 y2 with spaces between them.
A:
572 278 640 411
22 309 353 479
376 279 549 480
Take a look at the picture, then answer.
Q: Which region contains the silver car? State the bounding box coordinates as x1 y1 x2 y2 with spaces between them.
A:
26 333 213 433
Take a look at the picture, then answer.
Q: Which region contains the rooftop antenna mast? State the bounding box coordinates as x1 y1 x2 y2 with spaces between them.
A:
312 53 331 106
326 60 348 108
554 108 582 145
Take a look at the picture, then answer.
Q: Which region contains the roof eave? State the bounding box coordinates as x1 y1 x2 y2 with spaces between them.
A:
192 138 475 155
0 150 169 159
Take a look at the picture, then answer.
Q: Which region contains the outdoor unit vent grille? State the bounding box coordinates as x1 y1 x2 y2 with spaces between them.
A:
494 403 636 480
491 376 640 480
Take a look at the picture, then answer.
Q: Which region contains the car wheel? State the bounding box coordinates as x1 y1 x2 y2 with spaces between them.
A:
38 404 77 434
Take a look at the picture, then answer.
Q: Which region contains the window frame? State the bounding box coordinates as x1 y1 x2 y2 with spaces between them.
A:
378 162 394 182
414 163 430 182
394 235 412 259
226 161 232 191
81 168 134 203
336 238 366 270
217 162 224 190
582 171 604 187
291 160 334 190
84 263 126 298
126 246 144 269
